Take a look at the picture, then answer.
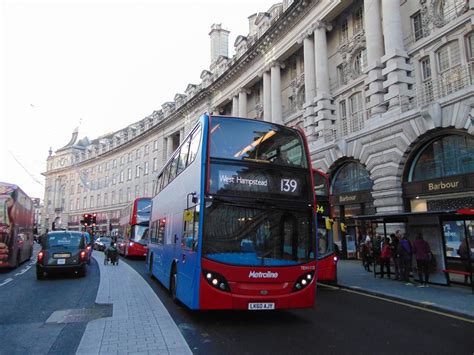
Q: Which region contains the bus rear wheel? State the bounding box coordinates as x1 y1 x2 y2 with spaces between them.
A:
170 266 178 303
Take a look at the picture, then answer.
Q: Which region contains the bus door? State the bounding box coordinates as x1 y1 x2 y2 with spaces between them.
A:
177 206 200 307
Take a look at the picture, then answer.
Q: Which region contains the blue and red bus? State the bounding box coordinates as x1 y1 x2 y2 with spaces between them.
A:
147 114 317 310
117 197 151 257
0 182 34 268
313 169 337 284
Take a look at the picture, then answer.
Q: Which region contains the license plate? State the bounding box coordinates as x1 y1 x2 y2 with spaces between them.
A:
57 259 66 265
53 253 70 258
248 302 275 310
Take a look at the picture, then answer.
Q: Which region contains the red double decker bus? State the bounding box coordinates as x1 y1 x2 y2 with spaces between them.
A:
148 114 317 310
118 197 151 257
313 169 337 283
0 182 34 268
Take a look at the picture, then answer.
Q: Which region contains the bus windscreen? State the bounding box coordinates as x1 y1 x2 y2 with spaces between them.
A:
210 117 308 168
202 201 314 266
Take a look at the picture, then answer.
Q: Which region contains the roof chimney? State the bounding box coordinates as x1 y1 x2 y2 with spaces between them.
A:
209 23 230 64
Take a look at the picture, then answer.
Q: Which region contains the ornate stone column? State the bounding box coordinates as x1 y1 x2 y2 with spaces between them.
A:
263 71 272 122
238 89 249 117
313 21 335 140
232 95 239 116
271 62 284 124
364 0 386 115
381 0 414 109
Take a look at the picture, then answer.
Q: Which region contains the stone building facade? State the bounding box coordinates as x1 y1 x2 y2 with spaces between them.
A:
43 0 473 257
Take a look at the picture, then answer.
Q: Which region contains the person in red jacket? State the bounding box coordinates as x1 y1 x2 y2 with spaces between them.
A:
413 232 431 287
380 236 392 279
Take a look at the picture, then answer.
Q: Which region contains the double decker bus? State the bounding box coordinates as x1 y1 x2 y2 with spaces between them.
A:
313 169 337 283
0 182 34 268
147 114 317 310
118 197 151 257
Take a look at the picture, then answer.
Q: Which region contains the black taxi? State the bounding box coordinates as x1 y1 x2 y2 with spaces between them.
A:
36 231 89 279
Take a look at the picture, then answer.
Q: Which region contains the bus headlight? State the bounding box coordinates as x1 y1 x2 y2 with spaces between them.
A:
203 269 230 292
292 271 315 292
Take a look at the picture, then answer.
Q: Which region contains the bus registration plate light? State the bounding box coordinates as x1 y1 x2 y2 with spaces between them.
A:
248 302 275 310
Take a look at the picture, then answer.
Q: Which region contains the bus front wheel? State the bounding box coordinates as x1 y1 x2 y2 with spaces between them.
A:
170 265 178 303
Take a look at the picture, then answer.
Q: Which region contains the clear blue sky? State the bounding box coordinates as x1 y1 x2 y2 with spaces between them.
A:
0 0 277 199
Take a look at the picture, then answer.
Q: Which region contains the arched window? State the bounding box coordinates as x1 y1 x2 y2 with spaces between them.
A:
409 135 474 182
332 162 373 194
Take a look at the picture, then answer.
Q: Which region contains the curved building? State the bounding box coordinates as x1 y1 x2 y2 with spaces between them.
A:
43 0 473 258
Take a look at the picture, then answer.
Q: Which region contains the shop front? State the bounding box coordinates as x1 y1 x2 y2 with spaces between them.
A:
402 133 474 286
330 161 375 259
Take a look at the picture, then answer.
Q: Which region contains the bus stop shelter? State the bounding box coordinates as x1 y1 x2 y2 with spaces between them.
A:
352 209 473 293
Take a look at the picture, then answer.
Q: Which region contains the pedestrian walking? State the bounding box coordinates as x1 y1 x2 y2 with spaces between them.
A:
413 232 431 287
398 234 413 282
390 233 402 281
457 238 471 284
380 237 391 279
359 239 372 272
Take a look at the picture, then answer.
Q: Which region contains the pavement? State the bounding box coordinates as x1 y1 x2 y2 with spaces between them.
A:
76 254 474 355
76 253 192 355
336 259 474 320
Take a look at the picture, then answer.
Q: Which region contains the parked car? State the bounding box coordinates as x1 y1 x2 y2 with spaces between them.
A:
93 237 112 251
36 231 89 279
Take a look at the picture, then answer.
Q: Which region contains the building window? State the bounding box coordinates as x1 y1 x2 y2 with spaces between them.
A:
119 189 123 203
119 171 124 183
333 162 373 194
349 92 364 133
337 64 347 87
97 194 101 207
420 57 432 80
128 153 132 162
69 200 74 212
467 33 474 60
83 197 87 209
143 182 149 196
353 49 367 76
105 161 110 171
409 135 474 182
113 159 117 168
135 165 141 178
412 11 424 42
144 144 149 155
104 193 108 206
153 140 158 151
90 195 94 208
111 191 116 205
127 187 131 202
120 156 125 165
153 157 158 172
437 40 460 72
136 149 140 159
144 161 149 175
353 7 364 34
76 198 79 210
127 168 132 180
340 19 348 43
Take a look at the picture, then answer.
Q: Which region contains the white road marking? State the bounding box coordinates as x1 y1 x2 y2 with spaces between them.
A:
0 278 13 286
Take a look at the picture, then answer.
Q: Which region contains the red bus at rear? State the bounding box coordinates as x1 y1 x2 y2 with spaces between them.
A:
118 197 151 257
313 169 338 284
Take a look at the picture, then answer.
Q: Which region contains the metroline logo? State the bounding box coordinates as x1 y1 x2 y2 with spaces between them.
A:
248 271 279 278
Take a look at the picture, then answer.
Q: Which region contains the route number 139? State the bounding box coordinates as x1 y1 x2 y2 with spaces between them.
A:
280 179 298 192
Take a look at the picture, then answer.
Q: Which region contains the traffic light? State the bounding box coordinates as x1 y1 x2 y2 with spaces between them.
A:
91 213 97 226
82 213 91 226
